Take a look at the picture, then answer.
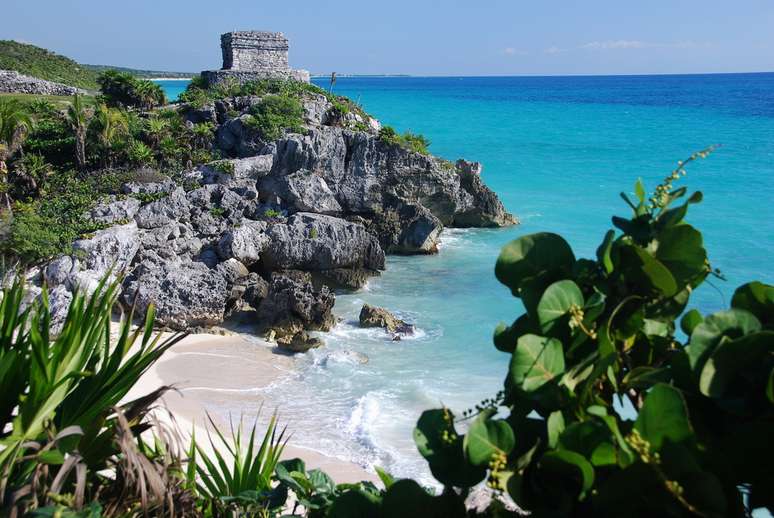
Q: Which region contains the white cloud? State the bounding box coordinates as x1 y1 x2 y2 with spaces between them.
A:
503 47 528 56
543 46 568 55
580 40 710 50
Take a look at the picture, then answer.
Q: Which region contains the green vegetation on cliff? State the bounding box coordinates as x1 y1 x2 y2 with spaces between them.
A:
0 40 100 90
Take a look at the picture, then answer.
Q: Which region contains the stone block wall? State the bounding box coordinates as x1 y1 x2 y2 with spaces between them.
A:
221 32 289 71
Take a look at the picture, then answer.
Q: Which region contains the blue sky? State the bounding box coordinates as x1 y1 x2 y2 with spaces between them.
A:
3 0 773 75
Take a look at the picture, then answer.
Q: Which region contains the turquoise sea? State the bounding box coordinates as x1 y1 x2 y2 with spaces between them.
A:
157 75 774 482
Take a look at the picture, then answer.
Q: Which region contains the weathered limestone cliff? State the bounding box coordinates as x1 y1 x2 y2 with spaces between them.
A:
38 78 516 345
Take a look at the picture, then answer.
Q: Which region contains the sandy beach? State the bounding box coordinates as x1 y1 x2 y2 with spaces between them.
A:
125 332 376 484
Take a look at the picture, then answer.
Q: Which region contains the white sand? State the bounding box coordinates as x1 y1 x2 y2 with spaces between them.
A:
125 332 376 484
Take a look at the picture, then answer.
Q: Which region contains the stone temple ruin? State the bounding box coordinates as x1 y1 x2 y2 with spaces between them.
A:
201 31 310 86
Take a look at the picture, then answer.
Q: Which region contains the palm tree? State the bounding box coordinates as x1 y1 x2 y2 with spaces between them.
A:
134 81 167 111
145 116 169 149
66 94 89 172
91 104 128 168
0 99 35 209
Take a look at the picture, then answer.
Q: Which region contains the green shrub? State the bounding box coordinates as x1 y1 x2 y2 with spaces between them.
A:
263 208 282 219
0 172 106 264
96 70 167 110
378 126 430 154
245 95 305 141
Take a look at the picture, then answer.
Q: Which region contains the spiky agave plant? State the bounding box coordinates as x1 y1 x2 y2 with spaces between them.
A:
0 275 185 515
189 411 288 517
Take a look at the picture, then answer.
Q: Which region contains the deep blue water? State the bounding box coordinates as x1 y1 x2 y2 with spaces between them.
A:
158 74 774 482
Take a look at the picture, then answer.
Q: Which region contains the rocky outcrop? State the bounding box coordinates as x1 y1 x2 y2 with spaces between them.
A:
0 69 83 96
36 74 515 340
359 304 415 336
45 223 140 293
276 331 324 353
257 273 335 337
122 256 229 330
263 213 385 271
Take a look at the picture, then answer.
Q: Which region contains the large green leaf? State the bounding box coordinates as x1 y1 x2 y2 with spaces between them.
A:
536 280 584 333
634 384 692 450
558 421 617 467
495 232 575 296
538 450 595 493
616 244 678 297
382 479 465 518
731 281 774 329
328 488 382 517
413 409 486 487
680 309 703 336
463 409 515 466
655 224 707 288
510 334 565 392
699 331 774 398
685 309 761 375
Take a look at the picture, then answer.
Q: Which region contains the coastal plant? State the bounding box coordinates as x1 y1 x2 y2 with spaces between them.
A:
0 276 185 515
378 126 430 155
188 412 287 516
0 99 35 206
97 70 166 110
245 95 305 142
389 147 773 517
65 94 89 172
88 104 128 168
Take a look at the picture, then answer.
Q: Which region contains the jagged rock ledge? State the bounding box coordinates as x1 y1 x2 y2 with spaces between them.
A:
0 69 85 96
35 83 517 340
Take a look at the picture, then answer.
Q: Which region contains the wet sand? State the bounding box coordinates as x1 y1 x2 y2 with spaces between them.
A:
126 332 376 483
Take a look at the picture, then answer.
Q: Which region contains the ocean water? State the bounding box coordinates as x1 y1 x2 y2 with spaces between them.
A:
158 75 774 483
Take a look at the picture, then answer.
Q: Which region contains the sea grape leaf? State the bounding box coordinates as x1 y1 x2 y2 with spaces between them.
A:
537 280 584 333
547 411 565 448
680 309 703 336
538 450 595 493
328 488 381 517
596 230 616 274
622 366 671 390
616 244 678 297
558 421 617 467
634 384 692 450
495 233 575 296
768 367 774 403
699 331 774 398
731 281 774 328
655 224 707 288
464 409 515 466
510 334 565 392
493 314 537 353
413 409 486 487
685 309 761 375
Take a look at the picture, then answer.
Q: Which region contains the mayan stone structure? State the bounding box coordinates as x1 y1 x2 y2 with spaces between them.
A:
201 31 310 86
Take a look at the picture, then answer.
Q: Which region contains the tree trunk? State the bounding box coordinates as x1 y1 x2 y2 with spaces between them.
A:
75 128 86 172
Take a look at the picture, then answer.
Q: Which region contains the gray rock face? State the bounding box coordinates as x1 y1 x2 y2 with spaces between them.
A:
89 197 141 225
257 273 335 337
359 303 415 335
61 223 140 293
276 331 324 353
0 69 83 96
48 285 73 335
135 188 191 229
259 169 342 215
217 219 269 265
265 126 515 252
123 258 229 330
263 213 385 271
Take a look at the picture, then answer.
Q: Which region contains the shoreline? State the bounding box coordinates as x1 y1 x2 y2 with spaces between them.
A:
148 77 193 81
126 331 376 484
